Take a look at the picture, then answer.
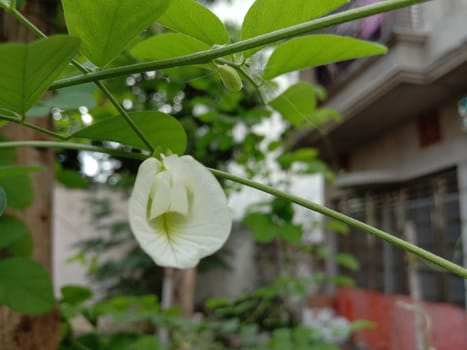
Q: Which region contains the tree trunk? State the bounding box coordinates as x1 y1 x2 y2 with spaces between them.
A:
0 2 60 349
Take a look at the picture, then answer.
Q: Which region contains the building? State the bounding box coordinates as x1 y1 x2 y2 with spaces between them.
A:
295 1 467 349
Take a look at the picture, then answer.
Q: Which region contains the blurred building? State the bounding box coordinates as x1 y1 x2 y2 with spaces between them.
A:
295 1 467 349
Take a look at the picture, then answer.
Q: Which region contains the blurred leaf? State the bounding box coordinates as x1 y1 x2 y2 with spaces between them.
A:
158 0 230 45
73 111 187 154
326 219 349 235
0 175 34 210
264 35 387 79
243 212 277 243
335 253 360 271
131 33 210 61
309 344 340 350
61 285 94 305
0 35 80 116
349 320 376 332
205 297 230 310
0 186 5 216
279 224 303 244
62 0 170 66
278 148 318 169
241 0 346 57
0 165 42 179
269 82 316 126
0 215 30 250
7 232 33 257
128 336 160 350
328 275 355 287
310 108 342 127
27 83 97 117
0 257 54 314
56 169 89 189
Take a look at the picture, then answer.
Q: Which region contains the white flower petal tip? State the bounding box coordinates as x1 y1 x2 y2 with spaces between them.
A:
129 155 232 269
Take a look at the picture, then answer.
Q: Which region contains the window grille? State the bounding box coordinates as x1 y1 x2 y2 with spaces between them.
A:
335 168 464 306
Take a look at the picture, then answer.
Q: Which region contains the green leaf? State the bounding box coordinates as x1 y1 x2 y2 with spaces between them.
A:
56 169 89 189
241 0 347 57
128 336 160 350
349 320 376 332
0 165 42 179
0 215 30 249
73 111 187 154
264 34 387 80
8 232 33 257
157 0 230 45
62 0 171 67
131 33 210 61
61 285 93 305
336 253 360 271
269 82 316 126
326 219 349 235
0 35 80 116
27 83 97 117
278 224 303 244
0 176 34 210
0 187 5 216
0 257 54 315
243 212 277 243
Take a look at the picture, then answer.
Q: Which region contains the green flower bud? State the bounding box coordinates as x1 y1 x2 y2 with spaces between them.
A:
217 64 243 92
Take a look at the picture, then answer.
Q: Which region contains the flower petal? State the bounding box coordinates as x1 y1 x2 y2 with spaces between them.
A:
128 156 232 269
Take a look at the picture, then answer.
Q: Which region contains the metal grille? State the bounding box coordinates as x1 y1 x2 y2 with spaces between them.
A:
335 168 465 306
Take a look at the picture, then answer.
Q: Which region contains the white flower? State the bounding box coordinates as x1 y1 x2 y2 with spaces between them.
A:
129 155 232 269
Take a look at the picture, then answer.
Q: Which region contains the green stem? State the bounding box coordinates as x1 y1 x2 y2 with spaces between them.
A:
49 0 430 90
0 114 68 140
0 140 148 160
0 140 465 279
209 168 467 279
10 9 155 152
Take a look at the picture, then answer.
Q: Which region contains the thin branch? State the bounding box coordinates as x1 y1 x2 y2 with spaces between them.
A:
0 114 68 140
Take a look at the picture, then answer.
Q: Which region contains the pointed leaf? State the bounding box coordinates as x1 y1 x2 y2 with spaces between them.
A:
0 215 30 250
157 0 230 45
131 33 210 61
0 35 80 116
269 82 316 126
62 0 171 66
264 34 387 79
0 257 54 315
73 111 187 154
241 0 347 57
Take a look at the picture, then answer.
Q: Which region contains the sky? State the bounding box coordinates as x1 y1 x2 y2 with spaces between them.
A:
210 0 255 24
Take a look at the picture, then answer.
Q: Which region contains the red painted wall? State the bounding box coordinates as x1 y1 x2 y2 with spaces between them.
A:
336 287 467 350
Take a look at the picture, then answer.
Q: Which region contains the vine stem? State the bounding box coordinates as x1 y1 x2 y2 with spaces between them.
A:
0 140 465 279
10 9 155 152
48 0 430 90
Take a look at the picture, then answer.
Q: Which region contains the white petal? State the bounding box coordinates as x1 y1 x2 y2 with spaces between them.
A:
168 180 189 216
128 155 232 269
149 177 170 220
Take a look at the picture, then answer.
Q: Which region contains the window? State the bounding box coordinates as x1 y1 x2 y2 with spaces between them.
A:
335 168 464 306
